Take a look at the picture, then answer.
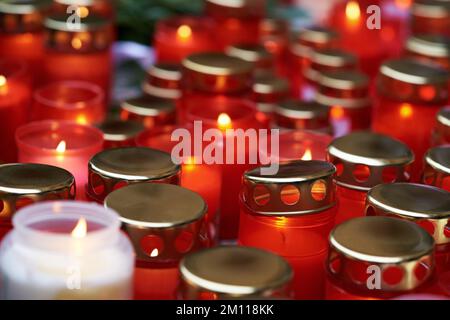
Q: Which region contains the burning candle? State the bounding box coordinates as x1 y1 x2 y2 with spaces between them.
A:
259 18 289 77
423 145 450 191
327 132 414 224
154 16 217 63
275 130 333 162
104 183 208 300
316 70 371 137
31 80 105 125
373 58 450 179
252 73 289 117
51 0 115 19
0 201 134 299
178 246 293 299
15 120 104 198
226 43 274 74
326 216 435 300
120 95 176 129
0 163 75 240
96 120 144 149
405 35 450 71
86 146 180 203
0 58 32 163
432 107 450 145
411 0 450 37
142 62 182 101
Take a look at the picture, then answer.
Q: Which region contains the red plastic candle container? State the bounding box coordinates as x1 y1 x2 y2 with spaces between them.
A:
0 163 75 240
432 107 450 145
205 0 266 49
406 35 450 72
142 62 182 101
423 145 450 191
226 43 273 74
0 59 32 163
327 132 414 225
374 58 449 179
411 0 450 37
252 73 289 117
42 15 113 102
366 183 450 275
86 146 180 203
105 183 209 300
154 16 217 64
178 246 293 299
259 18 289 77
96 120 144 149
316 70 371 137
120 95 176 129
239 160 337 299
51 0 115 19
31 80 105 125
326 216 436 300
16 120 103 197
276 130 333 162
0 0 49 75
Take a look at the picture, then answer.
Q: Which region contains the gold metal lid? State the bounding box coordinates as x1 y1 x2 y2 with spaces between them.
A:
318 70 369 90
241 160 336 215
96 120 145 142
437 106 450 127
367 183 450 244
413 0 450 18
54 0 101 6
147 63 182 81
120 95 175 117
226 44 272 65
44 14 108 32
105 183 207 263
327 132 414 190
407 35 450 58
182 52 253 76
328 216 435 292
297 26 339 45
179 246 293 298
275 100 329 120
310 49 357 68
253 74 289 94
0 0 50 14
425 145 450 175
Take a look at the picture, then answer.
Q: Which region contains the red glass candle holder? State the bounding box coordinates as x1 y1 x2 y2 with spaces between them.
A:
226 43 273 74
32 80 105 125
0 58 32 163
432 106 450 145
96 119 144 149
316 70 371 137
86 146 180 203
423 145 450 191
406 35 450 72
252 73 289 117
239 160 337 299
51 0 115 19
276 130 333 162
326 216 436 300
205 0 266 49
42 15 113 103
327 132 414 225
0 163 75 240
120 95 176 129
178 246 293 299
104 183 209 300
374 58 450 179
0 0 49 75
15 120 103 198
412 0 450 37
259 18 289 77
142 62 182 101
154 16 217 64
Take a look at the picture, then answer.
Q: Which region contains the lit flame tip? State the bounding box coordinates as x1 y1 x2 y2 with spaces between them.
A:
0 75 6 87
301 148 312 161
71 217 87 238
177 25 192 40
150 248 159 257
217 113 232 130
346 1 361 21
56 140 66 153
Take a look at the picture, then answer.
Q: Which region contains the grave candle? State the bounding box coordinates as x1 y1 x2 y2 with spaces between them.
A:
422 145 450 192
96 120 144 149
411 0 450 37
405 35 450 71
252 73 290 118
432 107 450 145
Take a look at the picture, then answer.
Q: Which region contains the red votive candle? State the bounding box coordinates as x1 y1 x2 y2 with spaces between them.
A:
412 0 450 37
423 145 450 191
432 107 450 145
276 130 333 162
406 35 450 72
316 70 371 137
259 18 289 77
105 183 209 300
96 120 144 149
51 0 115 19
226 43 273 74
31 80 105 125
0 59 32 163
154 16 217 64
142 62 182 101
86 146 180 203
15 120 103 198
327 132 414 224
239 160 337 299
0 163 75 240
326 216 436 300
252 73 289 118
178 246 293 299
373 58 450 179
42 15 113 103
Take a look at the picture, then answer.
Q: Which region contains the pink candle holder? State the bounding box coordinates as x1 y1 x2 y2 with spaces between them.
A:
15 120 104 199
32 80 105 125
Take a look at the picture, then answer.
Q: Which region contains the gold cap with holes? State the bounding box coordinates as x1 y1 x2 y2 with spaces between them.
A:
377 58 449 104
406 35 450 59
423 145 450 190
303 49 357 83
143 63 182 99
252 74 289 113
241 160 336 215
274 100 331 132
226 44 273 70
0 163 75 220
87 147 180 202
327 132 414 191
291 26 339 58
105 183 207 265
96 120 145 144
327 216 435 293
179 246 293 299
366 183 450 245
0 0 51 33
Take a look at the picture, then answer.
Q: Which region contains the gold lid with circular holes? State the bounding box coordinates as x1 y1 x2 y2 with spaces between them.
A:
182 52 253 76
310 49 356 68
318 70 369 90
226 44 272 64
327 132 414 190
121 95 175 117
425 145 450 175
44 14 108 32
328 216 435 292
437 106 450 127
180 246 293 298
0 0 51 14
147 62 182 81
242 160 336 215
413 0 450 18
253 74 289 94
96 120 145 142
407 35 450 58
380 58 449 85
275 100 329 120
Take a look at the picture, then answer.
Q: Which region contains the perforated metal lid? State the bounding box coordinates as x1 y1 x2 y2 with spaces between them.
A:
275 100 329 120
121 95 175 117
380 58 449 85
437 106 450 127
425 145 450 175
407 35 450 58
97 120 145 142
226 44 272 64
182 52 253 76
253 74 289 94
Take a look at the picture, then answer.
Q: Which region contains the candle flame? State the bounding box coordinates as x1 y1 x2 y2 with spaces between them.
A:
177 25 192 40
77 6 89 18
0 75 6 87
71 217 87 238
400 103 413 118
345 1 361 22
76 114 88 125
56 140 66 153
301 148 312 161
331 106 345 119
217 113 232 130
71 37 82 50
395 0 412 9
150 248 159 257
184 156 196 171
